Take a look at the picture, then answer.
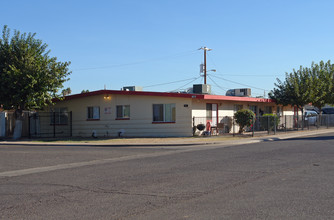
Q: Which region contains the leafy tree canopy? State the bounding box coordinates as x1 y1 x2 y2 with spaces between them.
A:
269 60 334 113
0 25 71 110
307 61 334 111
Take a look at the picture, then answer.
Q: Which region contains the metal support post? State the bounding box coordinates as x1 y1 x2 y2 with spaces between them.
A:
252 116 255 137
28 113 31 139
274 116 276 135
53 111 56 138
267 116 270 134
70 111 73 137
285 115 287 132
233 117 235 137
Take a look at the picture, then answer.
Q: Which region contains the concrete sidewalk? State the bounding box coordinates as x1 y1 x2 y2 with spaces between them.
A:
1 128 334 147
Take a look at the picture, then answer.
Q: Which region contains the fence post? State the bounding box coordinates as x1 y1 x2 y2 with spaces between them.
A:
53 111 56 138
252 116 254 137
28 113 31 139
35 114 38 136
233 117 235 137
284 115 287 132
70 111 73 137
267 116 270 135
274 116 276 135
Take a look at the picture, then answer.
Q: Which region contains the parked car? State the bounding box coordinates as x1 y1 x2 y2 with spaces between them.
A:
320 107 334 126
321 107 334 114
304 110 318 125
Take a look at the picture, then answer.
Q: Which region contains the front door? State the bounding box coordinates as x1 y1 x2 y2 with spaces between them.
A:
206 103 218 130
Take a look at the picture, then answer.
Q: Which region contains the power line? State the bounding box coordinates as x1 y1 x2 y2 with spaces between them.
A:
143 77 199 88
169 76 202 92
210 74 266 91
73 49 200 71
207 55 281 77
213 73 280 77
207 55 276 95
207 75 228 93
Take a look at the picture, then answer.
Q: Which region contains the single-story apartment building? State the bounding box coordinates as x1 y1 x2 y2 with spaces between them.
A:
35 87 295 137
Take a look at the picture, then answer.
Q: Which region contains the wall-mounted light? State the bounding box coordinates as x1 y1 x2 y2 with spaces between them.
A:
104 94 111 100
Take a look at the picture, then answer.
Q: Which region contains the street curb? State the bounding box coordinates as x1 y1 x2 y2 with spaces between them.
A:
1 128 334 147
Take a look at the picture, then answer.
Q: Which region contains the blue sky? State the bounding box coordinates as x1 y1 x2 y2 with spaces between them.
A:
1 0 334 97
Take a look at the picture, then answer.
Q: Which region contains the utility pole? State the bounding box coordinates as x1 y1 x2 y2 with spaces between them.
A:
200 47 212 84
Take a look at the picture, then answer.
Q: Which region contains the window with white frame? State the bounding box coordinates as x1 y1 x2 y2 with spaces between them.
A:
116 105 130 119
50 107 68 125
153 104 176 122
87 106 100 120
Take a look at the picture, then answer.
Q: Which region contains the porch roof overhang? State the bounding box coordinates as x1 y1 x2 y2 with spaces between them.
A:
55 90 275 103
199 94 275 103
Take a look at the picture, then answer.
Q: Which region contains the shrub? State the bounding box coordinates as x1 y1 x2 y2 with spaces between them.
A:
260 114 280 130
234 109 255 133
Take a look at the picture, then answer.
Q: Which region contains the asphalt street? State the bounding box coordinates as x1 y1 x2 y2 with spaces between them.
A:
1 132 334 219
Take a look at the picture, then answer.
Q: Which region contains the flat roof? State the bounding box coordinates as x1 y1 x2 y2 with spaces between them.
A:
59 90 274 103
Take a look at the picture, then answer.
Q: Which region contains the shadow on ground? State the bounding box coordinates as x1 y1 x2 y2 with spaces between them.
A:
279 135 334 142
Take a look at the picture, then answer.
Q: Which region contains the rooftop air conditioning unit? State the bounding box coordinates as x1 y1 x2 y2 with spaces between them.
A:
235 88 251 97
193 84 211 94
122 86 143 91
226 88 251 97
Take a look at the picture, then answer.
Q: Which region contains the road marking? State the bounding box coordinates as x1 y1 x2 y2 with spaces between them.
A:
0 139 264 178
0 151 178 177
1 129 333 178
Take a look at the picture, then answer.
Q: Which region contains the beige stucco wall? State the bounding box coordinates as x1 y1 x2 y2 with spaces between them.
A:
191 99 287 133
49 94 193 137
282 105 295 116
43 93 298 137
191 99 279 118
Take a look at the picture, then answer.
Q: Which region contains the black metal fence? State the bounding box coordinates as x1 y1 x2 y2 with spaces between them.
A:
193 114 334 137
0 111 72 139
1 111 333 139
29 112 72 138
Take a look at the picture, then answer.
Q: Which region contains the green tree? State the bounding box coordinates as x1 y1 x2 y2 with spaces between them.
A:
308 61 334 113
286 66 311 115
0 25 71 111
234 109 255 133
268 77 292 107
81 89 89 93
270 63 328 114
269 66 311 128
270 60 334 125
